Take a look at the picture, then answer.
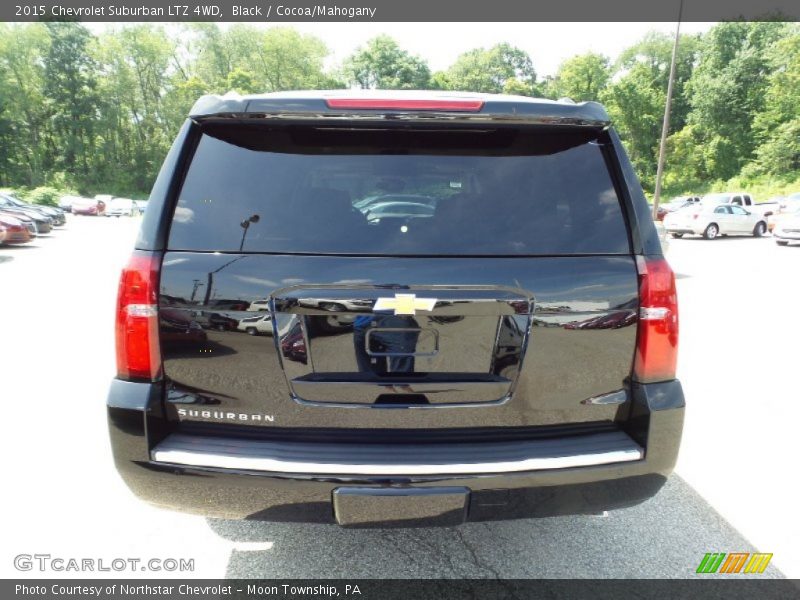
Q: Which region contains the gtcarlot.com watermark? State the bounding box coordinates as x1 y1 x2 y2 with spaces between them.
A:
14 554 194 573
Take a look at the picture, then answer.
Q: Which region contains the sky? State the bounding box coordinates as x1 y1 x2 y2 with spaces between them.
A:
87 21 716 77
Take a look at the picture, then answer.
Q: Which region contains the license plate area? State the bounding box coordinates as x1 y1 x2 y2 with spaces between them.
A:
333 487 469 527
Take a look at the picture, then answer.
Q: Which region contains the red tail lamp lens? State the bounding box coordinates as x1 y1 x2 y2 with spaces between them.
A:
633 256 679 383
115 251 161 381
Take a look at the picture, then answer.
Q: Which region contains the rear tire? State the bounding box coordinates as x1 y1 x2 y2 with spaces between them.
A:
703 223 719 240
246 327 258 336
776 240 788 246
753 222 766 237
670 233 683 238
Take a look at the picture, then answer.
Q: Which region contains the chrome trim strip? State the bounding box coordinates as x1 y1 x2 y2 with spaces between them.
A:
292 390 511 410
290 394 512 410
152 432 643 476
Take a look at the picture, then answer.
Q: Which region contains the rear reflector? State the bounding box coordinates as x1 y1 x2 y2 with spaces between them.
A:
115 251 161 381
633 256 679 383
325 98 484 112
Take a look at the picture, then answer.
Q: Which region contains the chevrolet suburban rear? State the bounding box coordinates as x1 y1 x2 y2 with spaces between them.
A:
107 91 683 527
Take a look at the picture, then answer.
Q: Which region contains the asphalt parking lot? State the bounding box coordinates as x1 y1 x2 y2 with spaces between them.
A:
1 216 797 579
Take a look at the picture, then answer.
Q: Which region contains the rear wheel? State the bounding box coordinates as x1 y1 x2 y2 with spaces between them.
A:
670 233 683 238
246 327 258 336
776 240 788 246
703 223 719 240
753 222 766 237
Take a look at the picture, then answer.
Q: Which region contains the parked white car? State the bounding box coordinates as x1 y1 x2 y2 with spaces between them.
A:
663 203 767 240
774 212 800 246
237 314 273 336
247 299 270 312
105 198 140 217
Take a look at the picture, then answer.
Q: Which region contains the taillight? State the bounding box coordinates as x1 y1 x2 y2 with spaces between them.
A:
325 98 484 112
115 251 161 381
633 256 679 383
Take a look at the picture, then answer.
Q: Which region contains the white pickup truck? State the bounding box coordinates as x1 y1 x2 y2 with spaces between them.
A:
702 192 779 218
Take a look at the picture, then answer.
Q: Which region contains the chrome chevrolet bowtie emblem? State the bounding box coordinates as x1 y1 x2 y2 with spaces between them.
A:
373 294 437 316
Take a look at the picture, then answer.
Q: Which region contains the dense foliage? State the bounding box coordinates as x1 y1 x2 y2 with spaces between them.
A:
0 21 798 200
25 186 63 206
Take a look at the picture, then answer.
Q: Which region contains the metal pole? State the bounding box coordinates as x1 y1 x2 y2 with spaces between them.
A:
653 0 684 219
202 256 244 307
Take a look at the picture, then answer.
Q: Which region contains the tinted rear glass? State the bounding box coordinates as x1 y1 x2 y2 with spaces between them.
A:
168 125 630 255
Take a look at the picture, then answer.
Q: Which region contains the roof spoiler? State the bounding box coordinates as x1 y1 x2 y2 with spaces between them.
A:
189 92 611 128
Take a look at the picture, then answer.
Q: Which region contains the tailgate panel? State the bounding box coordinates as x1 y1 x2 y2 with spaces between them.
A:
159 254 638 430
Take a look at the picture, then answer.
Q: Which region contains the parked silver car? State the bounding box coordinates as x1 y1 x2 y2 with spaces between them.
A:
105 198 141 217
774 212 800 246
664 202 767 239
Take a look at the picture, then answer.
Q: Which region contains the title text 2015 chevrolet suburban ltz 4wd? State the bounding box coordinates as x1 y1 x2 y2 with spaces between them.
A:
108 91 683 527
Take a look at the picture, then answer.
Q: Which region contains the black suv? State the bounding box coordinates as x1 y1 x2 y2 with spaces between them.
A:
108 91 683 527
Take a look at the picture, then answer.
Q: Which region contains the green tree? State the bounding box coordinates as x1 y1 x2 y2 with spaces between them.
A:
0 24 50 186
43 22 99 184
190 25 337 93
747 28 800 176
550 53 610 101
751 120 800 175
428 71 452 90
663 125 715 191
225 68 258 94
602 65 665 189
620 32 698 132
445 43 536 94
92 25 175 192
187 23 232 90
247 27 332 91
602 32 699 190
684 21 790 180
502 77 534 96
343 35 430 89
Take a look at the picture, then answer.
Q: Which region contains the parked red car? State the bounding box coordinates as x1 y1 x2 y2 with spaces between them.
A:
71 196 107 215
648 204 669 221
0 210 37 236
0 214 32 244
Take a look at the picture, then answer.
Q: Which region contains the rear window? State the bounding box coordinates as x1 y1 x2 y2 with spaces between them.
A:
167 125 630 255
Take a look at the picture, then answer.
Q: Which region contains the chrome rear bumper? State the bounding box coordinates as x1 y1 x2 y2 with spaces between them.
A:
151 430 643 476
